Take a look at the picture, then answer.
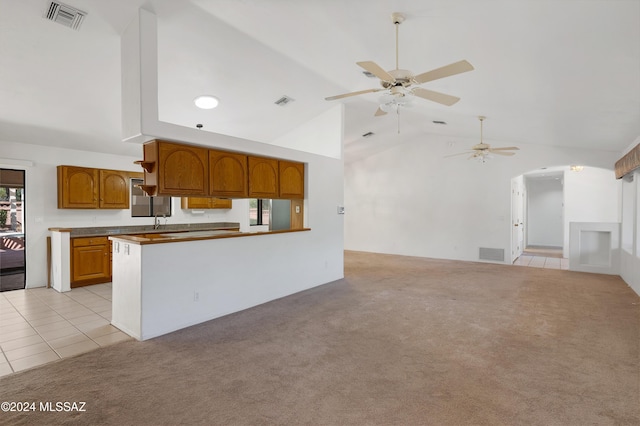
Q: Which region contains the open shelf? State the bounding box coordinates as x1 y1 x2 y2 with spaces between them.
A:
134 160 155 173
135 184 156 197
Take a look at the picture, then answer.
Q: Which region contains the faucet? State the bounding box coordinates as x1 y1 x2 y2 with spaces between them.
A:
154 214 161 230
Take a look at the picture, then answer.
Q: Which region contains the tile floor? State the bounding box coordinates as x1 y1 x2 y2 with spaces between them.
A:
0 283 131 377
513 255 569 270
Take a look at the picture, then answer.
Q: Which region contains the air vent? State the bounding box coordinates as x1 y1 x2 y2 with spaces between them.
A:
274 95 294 106
479 247 505 262
432 120 447 125
45 1 87 30
362 132 375 138
362 71 376 78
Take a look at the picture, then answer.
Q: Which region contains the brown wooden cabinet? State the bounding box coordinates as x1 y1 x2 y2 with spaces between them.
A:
99 169 130 209
209 149 248 197
180 197 232 209
57 166 99 208
279 160 305 199
140 140 208 196
248 156 279 198
58 166 139 209
71 236 111 287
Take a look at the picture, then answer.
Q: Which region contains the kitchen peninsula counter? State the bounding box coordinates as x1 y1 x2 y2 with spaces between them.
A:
110 228 310 245
110 226 313 341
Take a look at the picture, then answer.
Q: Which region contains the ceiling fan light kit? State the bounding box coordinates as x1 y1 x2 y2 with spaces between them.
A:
324 12 475 120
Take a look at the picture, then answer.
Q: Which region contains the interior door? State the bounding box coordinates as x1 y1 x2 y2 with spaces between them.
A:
0 169 25 291
511 178 524 262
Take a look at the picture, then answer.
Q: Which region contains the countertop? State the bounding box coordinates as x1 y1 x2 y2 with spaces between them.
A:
109 228 310 245
49 222 241 238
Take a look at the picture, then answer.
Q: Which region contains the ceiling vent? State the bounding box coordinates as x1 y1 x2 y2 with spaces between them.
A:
362 132 375 138
274 95 294 106
362 71 376 78
432 120 447 125
45 2 87 31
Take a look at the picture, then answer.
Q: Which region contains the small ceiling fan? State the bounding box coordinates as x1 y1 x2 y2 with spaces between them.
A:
325 12 474 117
446 116 519 162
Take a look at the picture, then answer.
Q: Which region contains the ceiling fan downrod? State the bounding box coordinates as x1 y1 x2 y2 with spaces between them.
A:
392 12 405 71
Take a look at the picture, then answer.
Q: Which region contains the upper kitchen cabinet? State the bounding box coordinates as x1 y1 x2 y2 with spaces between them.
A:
279 161 305 199
140 140 208 196
209 149 248 198
248 156 279 198
181 197 232 209
99 169 130 209
58 166 141 209
57 166 99 208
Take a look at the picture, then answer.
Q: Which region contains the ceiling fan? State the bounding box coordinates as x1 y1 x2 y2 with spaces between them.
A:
446 116 520 162
325 12 474 117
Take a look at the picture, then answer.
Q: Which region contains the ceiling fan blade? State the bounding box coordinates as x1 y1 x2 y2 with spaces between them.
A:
444 151 474 158
412 87 460 106
325 88 382 101
374 107 387 116
488 149 516 156
489 146 520 151
413 60 474 84
356 61 396 83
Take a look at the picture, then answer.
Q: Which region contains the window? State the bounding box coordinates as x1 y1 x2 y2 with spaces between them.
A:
249 199 270 226
130 178 172 217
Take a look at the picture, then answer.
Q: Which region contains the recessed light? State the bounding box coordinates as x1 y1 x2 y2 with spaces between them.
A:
194 95 219 109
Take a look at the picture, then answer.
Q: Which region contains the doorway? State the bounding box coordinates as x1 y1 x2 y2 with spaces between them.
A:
0 169 25 291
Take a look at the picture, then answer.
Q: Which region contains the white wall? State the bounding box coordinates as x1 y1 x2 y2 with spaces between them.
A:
620 169 640 296
526 178 564 247
344 131 620 264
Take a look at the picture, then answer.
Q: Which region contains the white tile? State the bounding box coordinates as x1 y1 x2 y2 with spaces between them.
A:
10 350 60 372
55 340 99 358
75 318 110 333
84 324 120 339
0 334 45 352
47 333 90 350
38 326 81 341
0 327 37 343
93 331 132 347
0 362 13 377
5 342 53 362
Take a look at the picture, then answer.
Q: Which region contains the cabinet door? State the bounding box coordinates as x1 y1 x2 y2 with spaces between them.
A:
71 237 110 285
209 150 248 197
181 197 232 209
279 161 305 199
99 169 130 209
57 166 99 209
157 141 208 196
248 156 279 198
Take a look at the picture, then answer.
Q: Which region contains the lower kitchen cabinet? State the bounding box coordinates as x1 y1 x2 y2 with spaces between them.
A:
71 236 111 287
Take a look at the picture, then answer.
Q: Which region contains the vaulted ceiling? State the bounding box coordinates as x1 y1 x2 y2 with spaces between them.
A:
1 0 639 160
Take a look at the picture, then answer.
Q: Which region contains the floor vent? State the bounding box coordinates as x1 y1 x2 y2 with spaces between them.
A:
45 2 87 31
479 247 505 262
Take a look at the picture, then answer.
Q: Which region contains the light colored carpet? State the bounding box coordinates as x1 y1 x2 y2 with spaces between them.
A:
0 251 638 425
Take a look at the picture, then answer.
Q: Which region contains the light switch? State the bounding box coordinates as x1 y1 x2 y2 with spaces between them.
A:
295 205 300 213
337 205 345 215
